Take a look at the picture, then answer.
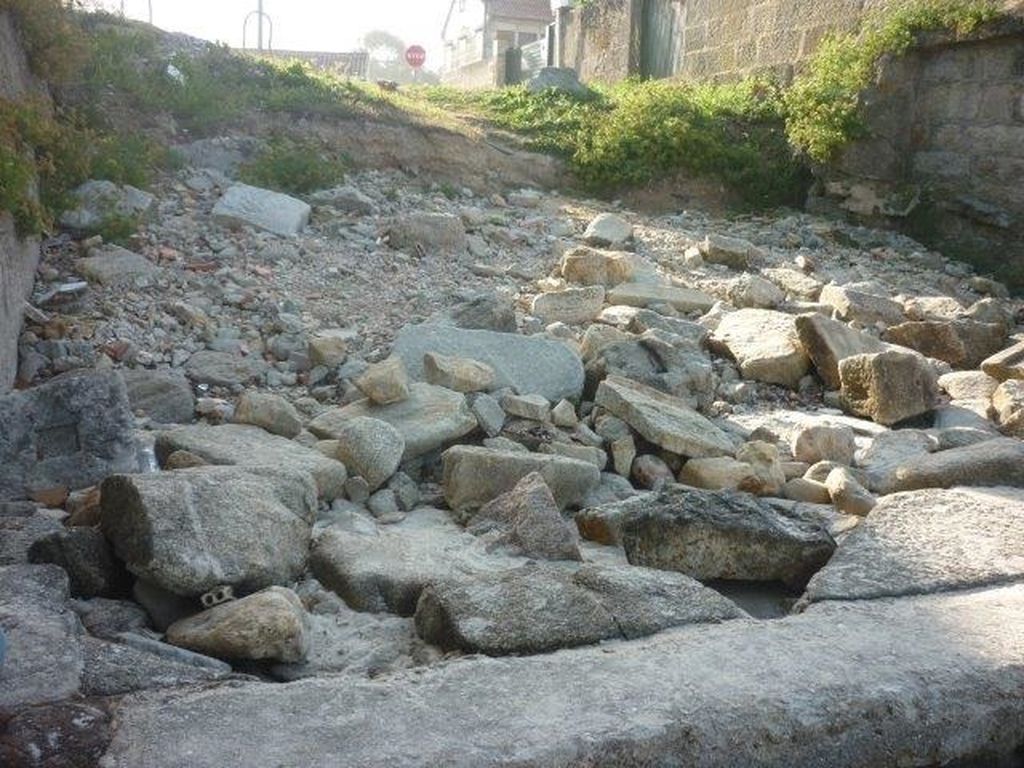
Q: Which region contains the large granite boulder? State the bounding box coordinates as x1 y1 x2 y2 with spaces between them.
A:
618 485 835 587
98 586 1024 768
804 487 1024 602
155 423 347 500
415 562 745 655
594 375 734 458
838 351 938 425
120 369 195 424
166 587 309 663
310 509 523 615
308 384 476 461
712 309 810 389
0 565 83 709
892 437 1024 492
391 324 585 402
467 472 582 561
100 466 316 597
0 370 137 500
212 183 311 237
442 446 601 511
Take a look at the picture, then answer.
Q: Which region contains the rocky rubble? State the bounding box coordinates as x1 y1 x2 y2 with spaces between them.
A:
5 130 1024 766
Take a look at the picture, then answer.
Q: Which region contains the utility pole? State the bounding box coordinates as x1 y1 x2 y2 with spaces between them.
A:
257 0 263 51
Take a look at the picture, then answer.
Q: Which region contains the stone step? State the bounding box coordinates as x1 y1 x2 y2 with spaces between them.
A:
101 584 1024 767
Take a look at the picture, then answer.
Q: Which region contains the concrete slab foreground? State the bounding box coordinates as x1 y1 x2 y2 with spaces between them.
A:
101 584 1024 767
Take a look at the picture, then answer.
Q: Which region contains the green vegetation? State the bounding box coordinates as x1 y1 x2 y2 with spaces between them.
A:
240 136 347 195
785 0 1000 163
422 80 808 210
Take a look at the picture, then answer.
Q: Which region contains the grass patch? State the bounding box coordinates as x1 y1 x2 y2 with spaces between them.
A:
239 136 348 195
785 0 1001 163
420 80 808 210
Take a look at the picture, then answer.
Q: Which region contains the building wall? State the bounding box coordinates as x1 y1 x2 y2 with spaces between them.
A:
0 11 42 392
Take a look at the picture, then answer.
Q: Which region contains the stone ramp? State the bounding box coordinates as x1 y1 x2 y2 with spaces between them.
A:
102 585 1024 767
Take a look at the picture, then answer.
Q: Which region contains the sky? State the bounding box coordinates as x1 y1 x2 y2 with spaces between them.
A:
99 0 453 69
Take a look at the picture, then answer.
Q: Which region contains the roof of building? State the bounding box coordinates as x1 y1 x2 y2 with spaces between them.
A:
443 0 554 40
487 0 554 22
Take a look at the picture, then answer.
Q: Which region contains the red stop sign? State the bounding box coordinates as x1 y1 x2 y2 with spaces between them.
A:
405 45 426 69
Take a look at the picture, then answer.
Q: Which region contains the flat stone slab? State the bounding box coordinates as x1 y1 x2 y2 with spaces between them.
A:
805 487 1024 603
101 584 1024 767
892 437 1024 492
595 375 734 458
212 183 311 237
415 562 744 655
155 424 347 500
76 244 162 285
607 282 715 313
0 565 83 709
391 324 584 402
308 383 477 461
310 509 524 616
617 485 835 587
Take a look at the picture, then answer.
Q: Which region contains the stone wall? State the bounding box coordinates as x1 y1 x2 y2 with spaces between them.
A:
0 11 43 391
558 0 900 83
817 21 1024 287
558 0 641 83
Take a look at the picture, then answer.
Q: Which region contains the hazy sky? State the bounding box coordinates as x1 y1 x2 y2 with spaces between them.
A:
103 0 453 68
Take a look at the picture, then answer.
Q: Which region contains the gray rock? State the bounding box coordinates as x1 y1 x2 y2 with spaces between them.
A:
699 233 755 270
233 391 303 438
982 340 1024 382
100 465 315 597
560 245 634 287
324 416 404 491
583 212 633 247
893 437 1024 491
595 375 734 458
212 183 311 237
70 597 150 640
443 445 601 512
185 350 268 388
712 309 810 389
76 244 161 285
0 514 63 565
469 392 506 436
447 292 517 332
98 585 1024 768
81 636 229 696
387 212 466 253
0 564 83 708
308 383 476 461
60 179 154 232
795 313 887 391
856 429 937 494
839 351 938 426
0 700 112 767
155 423 347 500
819 284 905 327
619 485 835 587
805 487 1024 602
0 370 137 500
468 472 581 561
792 423 856 465
531 286 605 325
526 66 588 96
120 369 195 424
28 527 127 598
607 282 716 313
271 604 433 681
392 323 584 402
310 508 522 615
415 562 744 655
309 184 376 215
166 586 309 663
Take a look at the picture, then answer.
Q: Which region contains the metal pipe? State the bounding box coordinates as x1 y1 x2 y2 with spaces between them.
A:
257 0 263 51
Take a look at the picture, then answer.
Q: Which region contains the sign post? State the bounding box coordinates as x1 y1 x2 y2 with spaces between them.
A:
405 45 426 81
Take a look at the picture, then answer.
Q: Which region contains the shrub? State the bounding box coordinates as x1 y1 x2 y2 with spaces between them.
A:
785 0 1001 163
0 0 87 82
239 136 348 195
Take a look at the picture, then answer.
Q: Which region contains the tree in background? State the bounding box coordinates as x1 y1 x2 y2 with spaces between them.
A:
361 29 438 84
